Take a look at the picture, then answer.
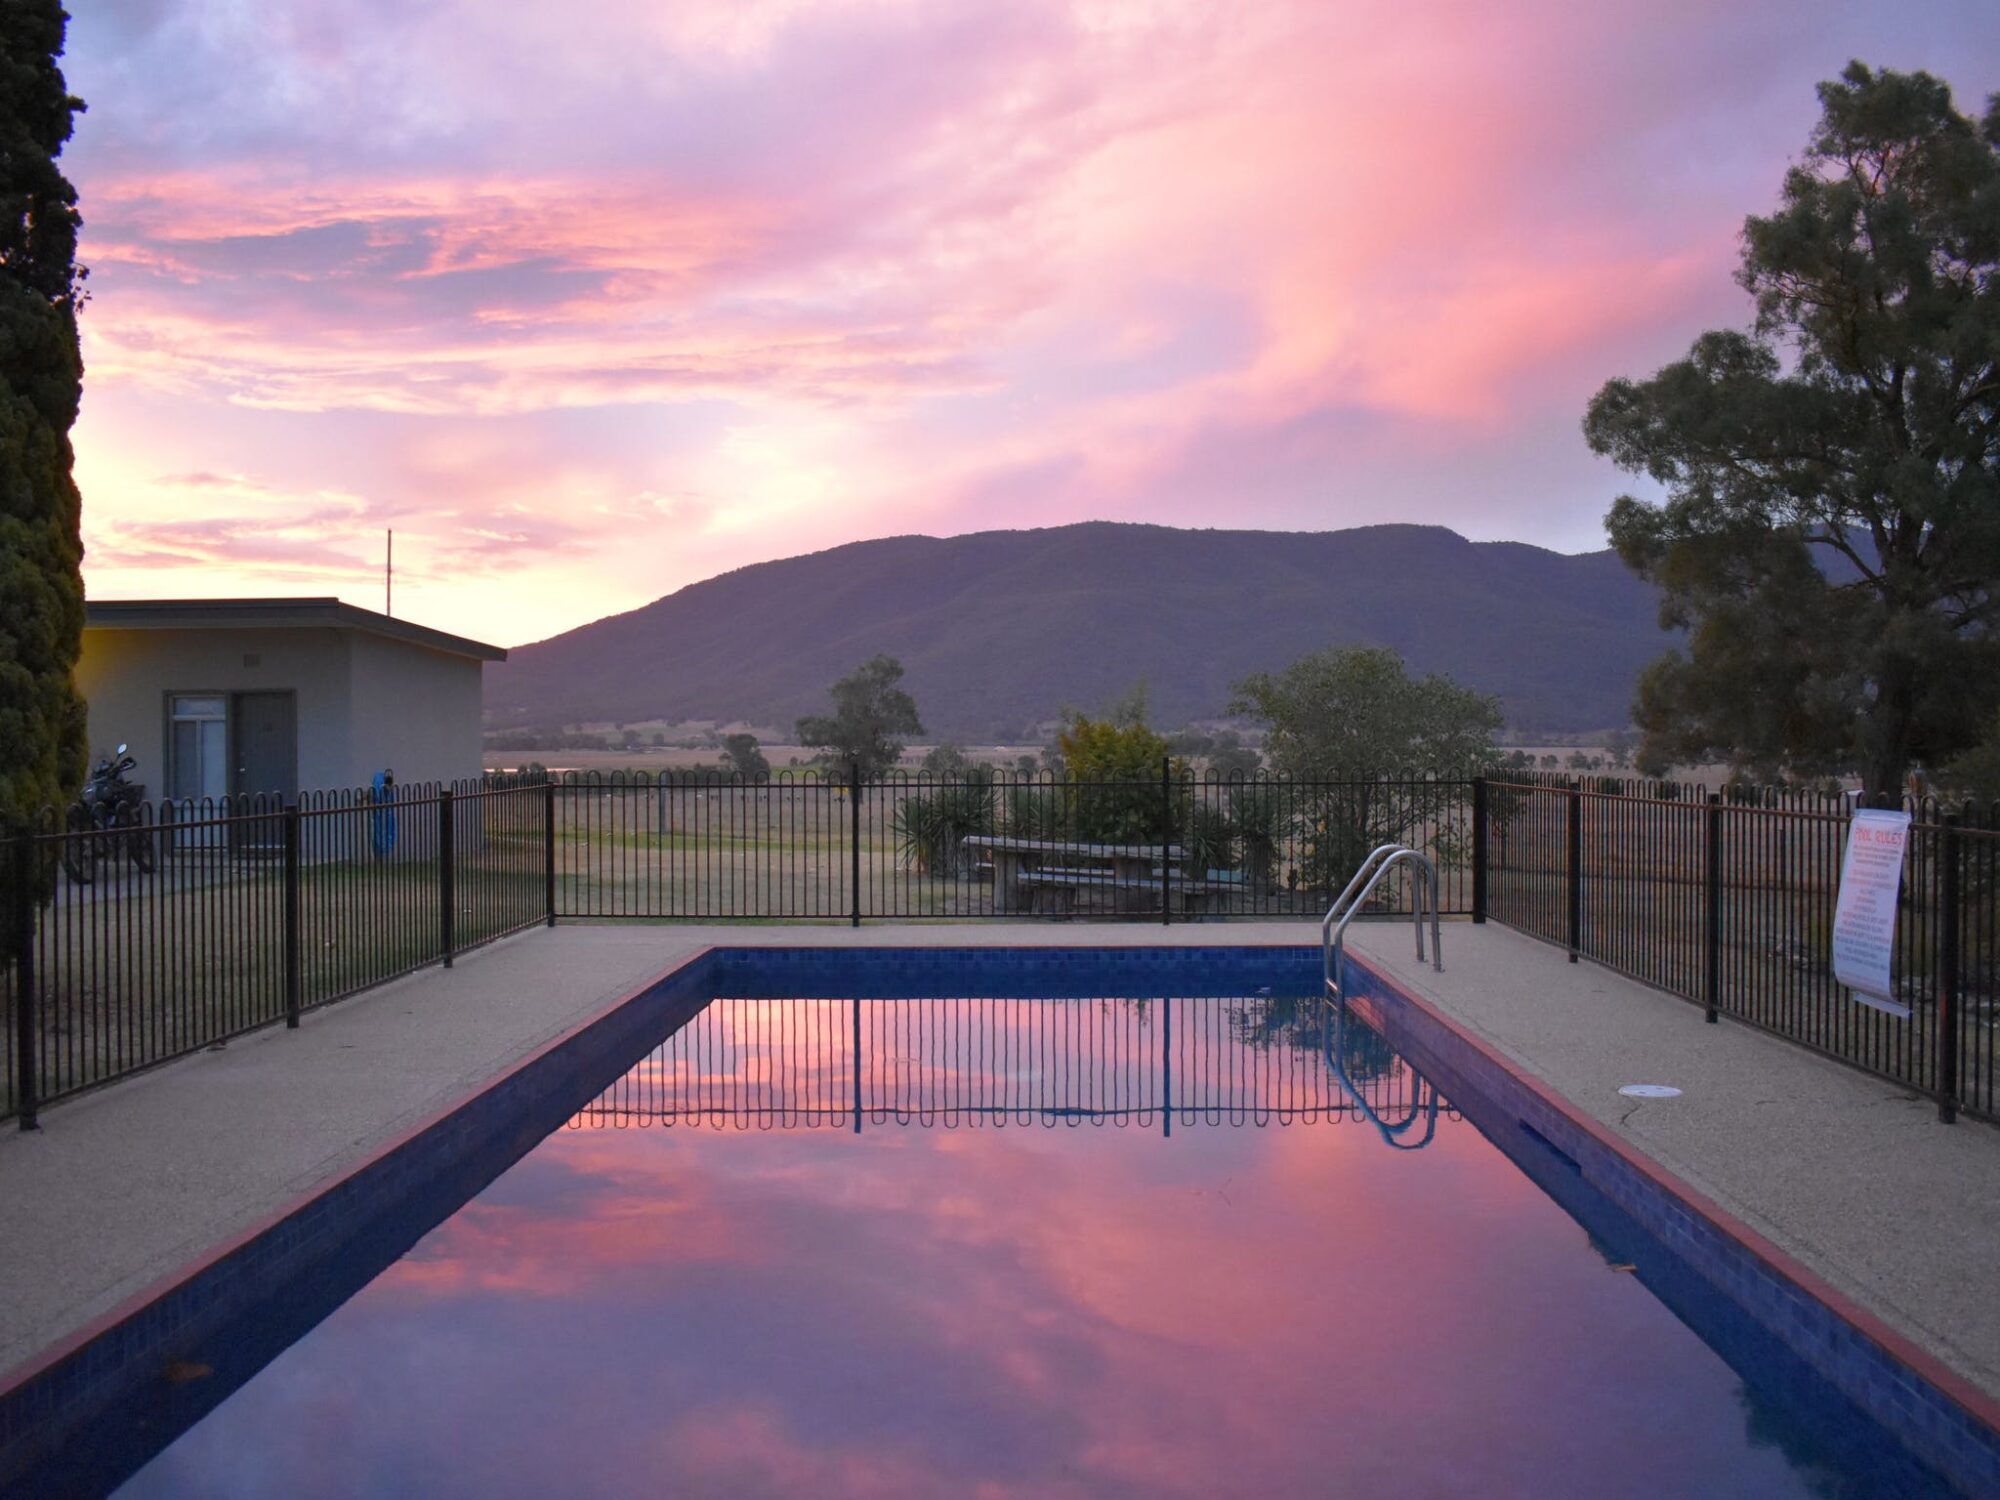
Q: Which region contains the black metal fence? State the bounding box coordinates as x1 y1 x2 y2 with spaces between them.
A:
1482 775 2000 1124
8 761 1996 1129
1 768 1468 1127
0 767 1469 1126
2 778 550 1126
555 767 1476 921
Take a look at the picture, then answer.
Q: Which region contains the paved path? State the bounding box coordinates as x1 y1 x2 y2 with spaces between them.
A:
3 919 1997 1407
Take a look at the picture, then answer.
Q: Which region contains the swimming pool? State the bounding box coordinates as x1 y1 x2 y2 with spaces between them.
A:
8 948 1990 1496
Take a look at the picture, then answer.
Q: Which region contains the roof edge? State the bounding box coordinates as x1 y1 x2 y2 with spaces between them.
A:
83 598 507 662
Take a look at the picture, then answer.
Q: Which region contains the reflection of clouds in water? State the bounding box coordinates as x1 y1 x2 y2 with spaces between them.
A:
126 1074 1826 1500
120 998 1847 1500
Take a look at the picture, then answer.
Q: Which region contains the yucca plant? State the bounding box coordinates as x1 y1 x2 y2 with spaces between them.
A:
1227 783 1284 892
1183 802 1236 876
893 774 995 877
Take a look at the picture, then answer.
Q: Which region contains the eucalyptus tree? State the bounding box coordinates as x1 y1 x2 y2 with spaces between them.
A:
719 732 770 781
1231 646 1500 891
1587 63 2000 801
795 655 925 783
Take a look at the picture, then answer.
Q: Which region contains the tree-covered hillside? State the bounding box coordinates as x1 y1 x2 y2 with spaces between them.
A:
485 523 1668 739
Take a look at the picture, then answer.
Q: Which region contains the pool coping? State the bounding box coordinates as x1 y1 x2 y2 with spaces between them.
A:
5 939 1997 1496
0 943 731 1494
0 940 1321 1488
1338 951 2000 1498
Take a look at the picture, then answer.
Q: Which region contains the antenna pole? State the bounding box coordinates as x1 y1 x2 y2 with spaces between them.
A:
386 529 393 616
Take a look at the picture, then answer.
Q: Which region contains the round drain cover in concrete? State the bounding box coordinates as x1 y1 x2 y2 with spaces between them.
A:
1618 1084 1682 1099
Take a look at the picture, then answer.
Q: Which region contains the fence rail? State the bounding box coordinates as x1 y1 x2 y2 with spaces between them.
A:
2 779 550 1126
1 769 1468 1126
1482 777 2000 1124
4 764 1996 1129
555 768 1473 921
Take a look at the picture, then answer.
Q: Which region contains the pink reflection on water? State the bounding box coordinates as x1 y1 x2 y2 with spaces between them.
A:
123 999 1820 1500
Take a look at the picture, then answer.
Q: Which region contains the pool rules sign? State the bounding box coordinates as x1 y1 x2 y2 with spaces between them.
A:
1831 809 1913 1017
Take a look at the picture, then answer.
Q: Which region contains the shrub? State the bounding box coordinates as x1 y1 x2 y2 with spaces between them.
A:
893 772 995 877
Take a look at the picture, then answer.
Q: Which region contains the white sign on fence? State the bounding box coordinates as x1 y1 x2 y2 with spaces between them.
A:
1831 808 1913 1017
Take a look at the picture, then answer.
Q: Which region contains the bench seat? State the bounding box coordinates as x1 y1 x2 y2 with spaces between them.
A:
1014 867 1228 915
1016 869 1223 893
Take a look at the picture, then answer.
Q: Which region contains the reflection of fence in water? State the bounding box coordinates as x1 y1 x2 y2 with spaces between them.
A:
567 996 1455 1130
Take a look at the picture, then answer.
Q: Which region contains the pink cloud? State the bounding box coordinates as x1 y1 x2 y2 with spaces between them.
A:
62 0 2000 644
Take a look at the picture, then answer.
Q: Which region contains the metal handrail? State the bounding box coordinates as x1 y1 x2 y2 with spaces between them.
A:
1316 842 1445 1149
1324 843 1408 926
1320 844 1442 996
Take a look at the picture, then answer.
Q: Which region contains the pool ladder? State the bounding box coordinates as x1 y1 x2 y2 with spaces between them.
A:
1320 844 1443 1000
1320 844 1445 1150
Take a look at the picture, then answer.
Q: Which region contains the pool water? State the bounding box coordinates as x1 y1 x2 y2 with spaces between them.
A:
114 994 1953 1499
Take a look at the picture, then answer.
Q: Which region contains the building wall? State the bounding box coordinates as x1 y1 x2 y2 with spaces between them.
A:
344 632 486 788
76 626 489 803
75 628 354 800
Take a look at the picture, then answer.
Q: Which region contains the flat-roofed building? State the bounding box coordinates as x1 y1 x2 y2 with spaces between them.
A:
77 599 507 806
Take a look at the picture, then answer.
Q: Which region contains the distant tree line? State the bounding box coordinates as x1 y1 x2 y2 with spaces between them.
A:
487 728 668 753
816 641 1508 894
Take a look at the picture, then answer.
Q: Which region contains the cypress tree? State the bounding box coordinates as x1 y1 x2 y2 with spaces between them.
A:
0 1 86 828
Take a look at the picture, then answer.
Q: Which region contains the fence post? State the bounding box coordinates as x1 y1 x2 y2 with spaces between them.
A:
440 788 456 967
283 804 302 1028
1703 792 1722 1023
1565 782 1581 962
1937 816 1961 1124
1471 777 1489 924
849 761 862 929
1160 756 1172 927
10 830 37 1131
543 778 557 928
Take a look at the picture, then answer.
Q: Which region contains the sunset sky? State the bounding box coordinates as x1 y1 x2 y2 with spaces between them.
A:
62 1 2000 648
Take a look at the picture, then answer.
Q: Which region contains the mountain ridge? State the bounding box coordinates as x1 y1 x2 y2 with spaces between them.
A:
486 521 1670 737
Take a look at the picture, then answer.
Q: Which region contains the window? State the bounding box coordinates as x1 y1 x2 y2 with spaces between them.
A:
168 695 228 803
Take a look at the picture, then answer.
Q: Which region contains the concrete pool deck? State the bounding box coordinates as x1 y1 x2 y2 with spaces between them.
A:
4 918 1999 1413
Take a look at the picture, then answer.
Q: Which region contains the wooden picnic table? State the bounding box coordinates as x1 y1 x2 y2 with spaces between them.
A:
961 834 1188 914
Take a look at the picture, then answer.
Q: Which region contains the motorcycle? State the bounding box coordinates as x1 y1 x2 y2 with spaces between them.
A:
62 744 156 885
